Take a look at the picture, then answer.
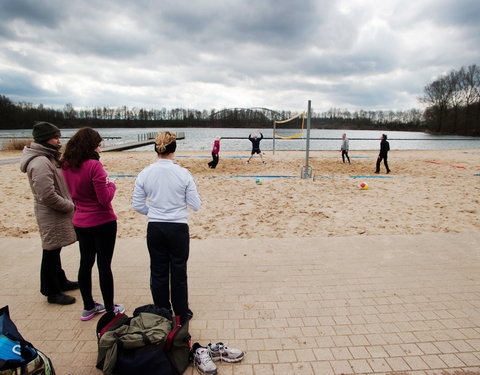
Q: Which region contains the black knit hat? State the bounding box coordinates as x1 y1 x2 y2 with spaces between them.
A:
32 122 60 143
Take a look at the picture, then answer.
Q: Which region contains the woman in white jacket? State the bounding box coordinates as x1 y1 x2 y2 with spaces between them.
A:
132 131 201 321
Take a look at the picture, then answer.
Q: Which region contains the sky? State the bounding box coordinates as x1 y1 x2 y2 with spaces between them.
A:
0 0 479 113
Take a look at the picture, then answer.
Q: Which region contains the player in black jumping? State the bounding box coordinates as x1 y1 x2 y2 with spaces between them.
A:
247 132 265 164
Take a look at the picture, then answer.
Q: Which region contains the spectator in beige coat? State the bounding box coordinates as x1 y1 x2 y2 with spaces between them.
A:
20 122 78 305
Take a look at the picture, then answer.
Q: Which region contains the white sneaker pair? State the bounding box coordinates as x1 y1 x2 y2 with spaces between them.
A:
207 342 244 363
194 342 244 375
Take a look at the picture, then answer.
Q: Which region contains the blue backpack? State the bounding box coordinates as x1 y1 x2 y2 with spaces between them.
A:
0 305 55 375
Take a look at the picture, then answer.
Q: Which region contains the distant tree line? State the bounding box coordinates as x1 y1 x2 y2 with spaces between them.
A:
3 64 480 136
310 107 424 131
0 95 427 132
421 64 480 136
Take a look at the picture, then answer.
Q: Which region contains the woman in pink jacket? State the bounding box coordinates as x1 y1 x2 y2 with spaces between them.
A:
61 127 124 321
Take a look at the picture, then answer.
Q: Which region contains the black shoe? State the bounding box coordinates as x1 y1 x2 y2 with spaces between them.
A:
387 170 391 174
374 171 379 174
61 280 79 292
47 292 76 305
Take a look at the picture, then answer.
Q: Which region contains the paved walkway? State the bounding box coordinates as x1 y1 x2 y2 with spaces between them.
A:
1 232 480 375
0 157 20 165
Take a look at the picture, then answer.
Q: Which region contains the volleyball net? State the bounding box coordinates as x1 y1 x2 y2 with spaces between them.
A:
274 112 305 139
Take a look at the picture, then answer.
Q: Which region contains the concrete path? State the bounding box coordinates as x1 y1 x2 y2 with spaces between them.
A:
0 157 20 165
0 232 479 375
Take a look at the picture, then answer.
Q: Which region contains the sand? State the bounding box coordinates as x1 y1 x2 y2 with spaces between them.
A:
1 149 479 240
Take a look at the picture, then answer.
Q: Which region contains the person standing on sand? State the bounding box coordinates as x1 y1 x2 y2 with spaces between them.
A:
375 134 391 174
340 133 350 164
61 127 124 321
207 136 221 169
132 131 201 322
247 132 265 163
20 122 79 305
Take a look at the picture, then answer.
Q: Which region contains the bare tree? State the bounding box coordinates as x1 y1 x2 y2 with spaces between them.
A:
460 65 480 133
421 74 453 132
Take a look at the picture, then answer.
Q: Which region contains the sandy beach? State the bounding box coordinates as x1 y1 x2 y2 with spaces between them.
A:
1 149 479 240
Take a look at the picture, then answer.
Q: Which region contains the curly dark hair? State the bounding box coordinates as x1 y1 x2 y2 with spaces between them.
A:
61 127 103 169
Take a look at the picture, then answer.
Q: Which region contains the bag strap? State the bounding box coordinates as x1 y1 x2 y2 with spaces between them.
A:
113 331 152 346
165 316 182 352
99 313 127 338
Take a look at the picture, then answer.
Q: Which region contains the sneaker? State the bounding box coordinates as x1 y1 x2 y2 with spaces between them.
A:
112 304 125 314
194 345 217 375
208 342 244 363
81 302 106 321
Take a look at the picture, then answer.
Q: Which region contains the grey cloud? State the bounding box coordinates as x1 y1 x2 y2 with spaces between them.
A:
1 1 152 59
331 82 407 109
0 0 479 111
0 2 53 39
0 0 66 28
426 0 480 28
0 69 53 102
150 0 334 61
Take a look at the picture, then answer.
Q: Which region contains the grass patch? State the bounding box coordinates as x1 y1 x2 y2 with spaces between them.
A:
1 138 32 151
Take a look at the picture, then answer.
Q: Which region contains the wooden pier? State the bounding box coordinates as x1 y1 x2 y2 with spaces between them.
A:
102 132 185 152
102 139 156 152
0 131 185 153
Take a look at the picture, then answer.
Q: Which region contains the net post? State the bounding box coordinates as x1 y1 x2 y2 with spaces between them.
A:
301 100 313 179
273 120 276 155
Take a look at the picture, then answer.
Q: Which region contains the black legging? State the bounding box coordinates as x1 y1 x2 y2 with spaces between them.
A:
75 220 117 312
342 150 350 163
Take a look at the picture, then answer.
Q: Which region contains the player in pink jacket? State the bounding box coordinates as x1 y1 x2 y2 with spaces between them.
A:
62 127 124 321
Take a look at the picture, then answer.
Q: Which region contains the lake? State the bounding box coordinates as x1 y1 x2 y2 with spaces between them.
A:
1 127 480 151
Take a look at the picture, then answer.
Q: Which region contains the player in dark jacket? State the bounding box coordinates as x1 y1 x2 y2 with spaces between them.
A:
375 134 391 174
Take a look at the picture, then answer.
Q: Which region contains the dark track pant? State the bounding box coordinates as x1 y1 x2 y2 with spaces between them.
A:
208 152 219 168
376 155 390 173
75 220 117 311
40 248 68 296
146 222 190 317
342 150 350 163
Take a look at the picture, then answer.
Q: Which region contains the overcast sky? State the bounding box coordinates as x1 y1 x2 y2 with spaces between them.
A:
0 0 479 113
